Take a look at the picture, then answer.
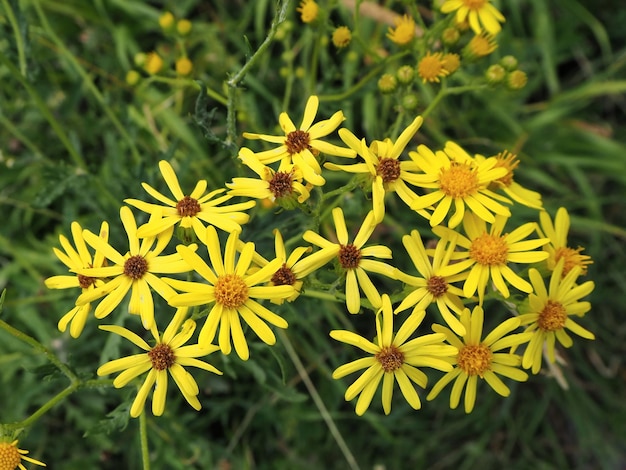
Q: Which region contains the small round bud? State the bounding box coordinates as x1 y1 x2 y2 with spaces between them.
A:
176 57 193 76
441 53 461 74
279 66 289 78
485 64 506 84
441 27 460 46
378 73 397 94
295 66 306 78
507 70 528 90
126 70 141 86
159 11 175 31
177 19 192 36
134 52 147 67
332 26 352 48
401 93 419 111
500 55 518 71
396 65 414 84
144 52 163 75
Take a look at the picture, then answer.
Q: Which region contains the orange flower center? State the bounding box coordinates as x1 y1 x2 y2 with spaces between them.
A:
271 263 297 286
285 129 311 155
0 442 21 469
214 273 249 309
124 255 148 279
427 275 449 297
338 244 361 269
462 0 487 9
418 53 447 82
457 343 492 377
268 171 295 199
537 300 567 331
470 233 509 265
148 343 176 370
439 162 479 198
553 246 592 277
176 196 201 217
375 345 405 372
376 157 401 184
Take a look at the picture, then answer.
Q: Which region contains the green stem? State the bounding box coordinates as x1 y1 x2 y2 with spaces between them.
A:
422 84 489 119
278 330 361 470
1 0 27 76
139 410 150 470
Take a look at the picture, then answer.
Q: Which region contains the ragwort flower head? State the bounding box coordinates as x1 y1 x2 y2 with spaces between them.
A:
538 207 593 277
125 160 255 242
435 213 550 304
75 206 191 329
297 0 319 24
519 259 595 374
427 306 531 413
464 33 498 60
332 26 352 48
300 207 396 314
387 15 416 46
97 307 222 418
440 0 505 36
409 142 512 228
166 226 295 360
45 221 109 338
0 439 46 470
331 294 457 415
325 116 424 223
417 52 449 83
242 96 355 187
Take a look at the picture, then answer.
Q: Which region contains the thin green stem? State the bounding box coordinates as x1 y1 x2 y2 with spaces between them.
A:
1 0 27 76
139 410 150 470
422 84 489 119
278 330 361 470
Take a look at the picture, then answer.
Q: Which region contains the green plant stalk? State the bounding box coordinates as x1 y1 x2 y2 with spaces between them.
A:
421 84 488 119
139 410 150 470
1 0 27 76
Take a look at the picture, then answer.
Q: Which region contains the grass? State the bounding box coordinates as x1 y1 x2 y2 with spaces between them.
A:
1 0 625 469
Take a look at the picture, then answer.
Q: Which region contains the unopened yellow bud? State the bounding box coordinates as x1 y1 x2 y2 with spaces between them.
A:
144 52 163 75
176 57 193 76
177 19 192 36
159 11 175 31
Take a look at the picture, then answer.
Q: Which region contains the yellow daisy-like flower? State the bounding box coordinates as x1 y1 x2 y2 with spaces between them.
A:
435 213 550 304
466 145 543 210
226 147 312 206
426 306 531 413
97 307 222 418
440 0 505 36
332 26 352 48
325 116 424 223
387 14 416 46
538 207 593 277
0 440 46 469
242 95 355 186
299 207 396 314
394 230 468 336
417 52 450 83
44 221 109 338
243 229 312 304
166 226 296 360
330 294 457 415
75 206 191 329
441 52 461 74
464 33 498 59
125 160 255 241
519 259 595 374
297 0 319 24
409 143 511 228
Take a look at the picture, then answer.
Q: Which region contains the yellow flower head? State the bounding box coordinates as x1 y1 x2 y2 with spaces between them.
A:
125 160 255 242
325 116 424 223
332 26 352 48
538 208 593 277
417 52 450 83
45 221 109 338
507 70 528 90
144 52 163 75
427 306 531 413
409 142 512 228
242 96 355 187
441 52 461 74
74 206 192 329
331 294 457 415
175 57 193 76
297 0 319 23
464 33 498 59
97 307 222 417
518 259 595 374
0 440 46 469
387 15 416 46
166 226 296 360
177 19 192 35
158 11 175 30
300 208 397 314
440 0 505 35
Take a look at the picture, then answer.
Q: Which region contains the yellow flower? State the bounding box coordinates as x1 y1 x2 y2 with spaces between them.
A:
507 70 528 90
177 19 192 36
426 306 531 413
330 294 457 415
394 230 468 336
409 143 511 228
144 52 163 75
226 147 312 206
332 26 352 48
166 226 296 360
0 440 46 469
75 206 191 329
417 52 449 83
158 11 175 30
45 221 109 338
387 15 416 46
97 307 222 418
464 33 498 59
435 213 550 304
518 259 595 374
299 207 396 314
538 207 593 277
468 145 543 210
125 160 255 241
441 52 461 74
440 0 505 35
297 0 319 24
325 116 424 223
242 96 355 186
175 57 193 76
